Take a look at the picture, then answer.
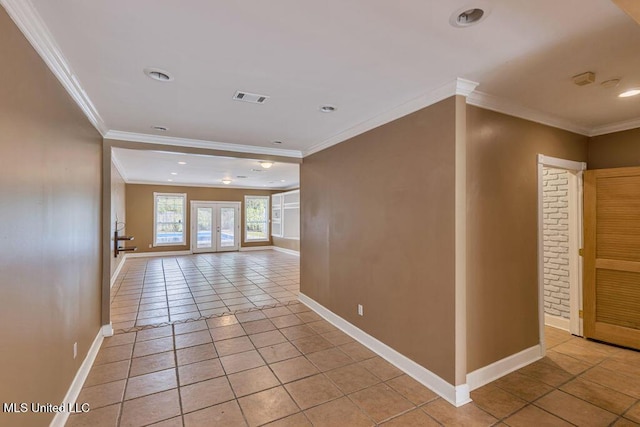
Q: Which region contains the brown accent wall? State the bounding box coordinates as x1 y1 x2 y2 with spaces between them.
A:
126 184 275 252
466 106 588 372
588 128 640 169
111 161 126 276
301 98 458 383
272 237 300 252
0 8 102 427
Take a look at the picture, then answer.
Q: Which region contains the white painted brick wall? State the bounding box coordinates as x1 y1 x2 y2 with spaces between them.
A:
543 167 570 319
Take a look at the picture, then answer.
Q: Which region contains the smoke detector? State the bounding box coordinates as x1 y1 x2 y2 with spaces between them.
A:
572 71 596 86
233 91 269 104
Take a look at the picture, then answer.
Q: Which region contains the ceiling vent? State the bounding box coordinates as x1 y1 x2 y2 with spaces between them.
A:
233 91 270 104
573 71 596 86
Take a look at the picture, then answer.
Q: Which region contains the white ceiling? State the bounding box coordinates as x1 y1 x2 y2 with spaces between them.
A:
113 148 299 189
6 0 640 159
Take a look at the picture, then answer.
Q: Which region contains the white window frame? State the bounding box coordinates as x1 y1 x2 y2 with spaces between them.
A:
153 192 187 246
244 195 270 242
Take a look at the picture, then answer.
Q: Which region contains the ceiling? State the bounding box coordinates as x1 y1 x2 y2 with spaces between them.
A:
113 148 299 189
5 0 640 160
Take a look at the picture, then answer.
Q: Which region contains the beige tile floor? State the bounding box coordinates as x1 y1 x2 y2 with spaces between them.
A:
110 251 300 331
69 252 640 426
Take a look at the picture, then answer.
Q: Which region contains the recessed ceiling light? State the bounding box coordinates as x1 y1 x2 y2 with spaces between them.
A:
260 161 274 169
178 161 187 165
450 7 487 27
320 105 337 113
619 88 640 98
222 179 232 185
171 172 178 176
151 125 168 131
167 179 173 182
280 180 286 182
144 67 174 82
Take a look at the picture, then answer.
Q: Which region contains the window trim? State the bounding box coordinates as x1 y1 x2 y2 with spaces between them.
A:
153 192 187 247
244 195 270 243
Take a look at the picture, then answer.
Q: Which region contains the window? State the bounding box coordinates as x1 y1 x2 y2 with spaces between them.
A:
245 195 270 242
154 193 186 246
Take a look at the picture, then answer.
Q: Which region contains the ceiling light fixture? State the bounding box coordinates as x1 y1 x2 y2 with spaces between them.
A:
320 105 337 113
450 6 487 27
170 172 178 176
280 180 286 182
144 67 174 82
168 179 173 182
178 161 187 165
222 179 232 185
260 161 274 169
619 88 640 98
151 125 168 131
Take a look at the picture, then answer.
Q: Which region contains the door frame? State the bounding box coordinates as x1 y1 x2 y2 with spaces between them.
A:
190 200 241 253
537 154 587 353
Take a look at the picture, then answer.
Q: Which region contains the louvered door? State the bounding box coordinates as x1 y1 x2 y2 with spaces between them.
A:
584 167 640 349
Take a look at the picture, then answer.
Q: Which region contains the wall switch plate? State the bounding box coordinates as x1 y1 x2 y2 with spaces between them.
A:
73 342 77 359
357 304 363 316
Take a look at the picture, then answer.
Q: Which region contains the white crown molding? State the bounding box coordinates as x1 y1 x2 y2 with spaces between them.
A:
304 78 479 157
467 91 593 136
124 179 297 191
110 150 129 182
590 116 640 137
105 130 303 159
2 0 108 136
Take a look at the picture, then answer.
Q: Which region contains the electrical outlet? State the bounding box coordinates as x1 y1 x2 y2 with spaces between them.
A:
73 342 77 359
357 304 363 316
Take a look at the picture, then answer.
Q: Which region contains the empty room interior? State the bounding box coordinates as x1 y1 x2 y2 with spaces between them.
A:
2 1 640 426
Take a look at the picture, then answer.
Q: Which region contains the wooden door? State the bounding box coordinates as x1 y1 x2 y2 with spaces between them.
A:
584 167 640 350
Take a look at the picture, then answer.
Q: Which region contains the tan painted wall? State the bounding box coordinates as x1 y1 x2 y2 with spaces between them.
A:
588 127 640 169
111 161 126 277
272 237 300 252
301 98 458 384
0 8 102 427
466 106 588 372
126 184 275 252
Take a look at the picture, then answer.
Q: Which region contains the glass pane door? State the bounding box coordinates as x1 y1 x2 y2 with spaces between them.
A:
196 207 213 250
219 207 236 248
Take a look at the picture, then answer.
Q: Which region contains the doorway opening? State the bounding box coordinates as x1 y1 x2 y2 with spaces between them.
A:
537 155 587 353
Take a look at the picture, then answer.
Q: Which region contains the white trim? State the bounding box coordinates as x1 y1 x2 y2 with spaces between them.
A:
590 117 640 137
537 154 587 171
544 314 571 332
272 246 300 257
105 130 303 159
101 323 114 338
125 179 297 191
304 78 479 156
110 257 126 288
126 250 192 258
537 160 546 353
298 293 471 407
1 0 107 136
49 328 105 427
110 151 129 182
239 245 274 252
468 91 592 136
466 345 543 391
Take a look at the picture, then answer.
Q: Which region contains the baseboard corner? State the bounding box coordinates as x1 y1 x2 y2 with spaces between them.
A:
466 344 542 391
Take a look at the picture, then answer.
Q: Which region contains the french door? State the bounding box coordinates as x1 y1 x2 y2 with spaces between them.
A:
191 201 240 253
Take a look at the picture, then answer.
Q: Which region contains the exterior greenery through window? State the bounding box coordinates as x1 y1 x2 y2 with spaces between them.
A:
154 193 186 246
245 196 269 241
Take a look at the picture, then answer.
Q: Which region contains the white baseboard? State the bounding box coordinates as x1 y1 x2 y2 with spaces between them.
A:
272 246 300 257
110 256 126 288
466 344 542 391
239 245 274 252
298 293 471 407
544 313 570 332
50 327 106 427
101 323 114 337
125 250 192 258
